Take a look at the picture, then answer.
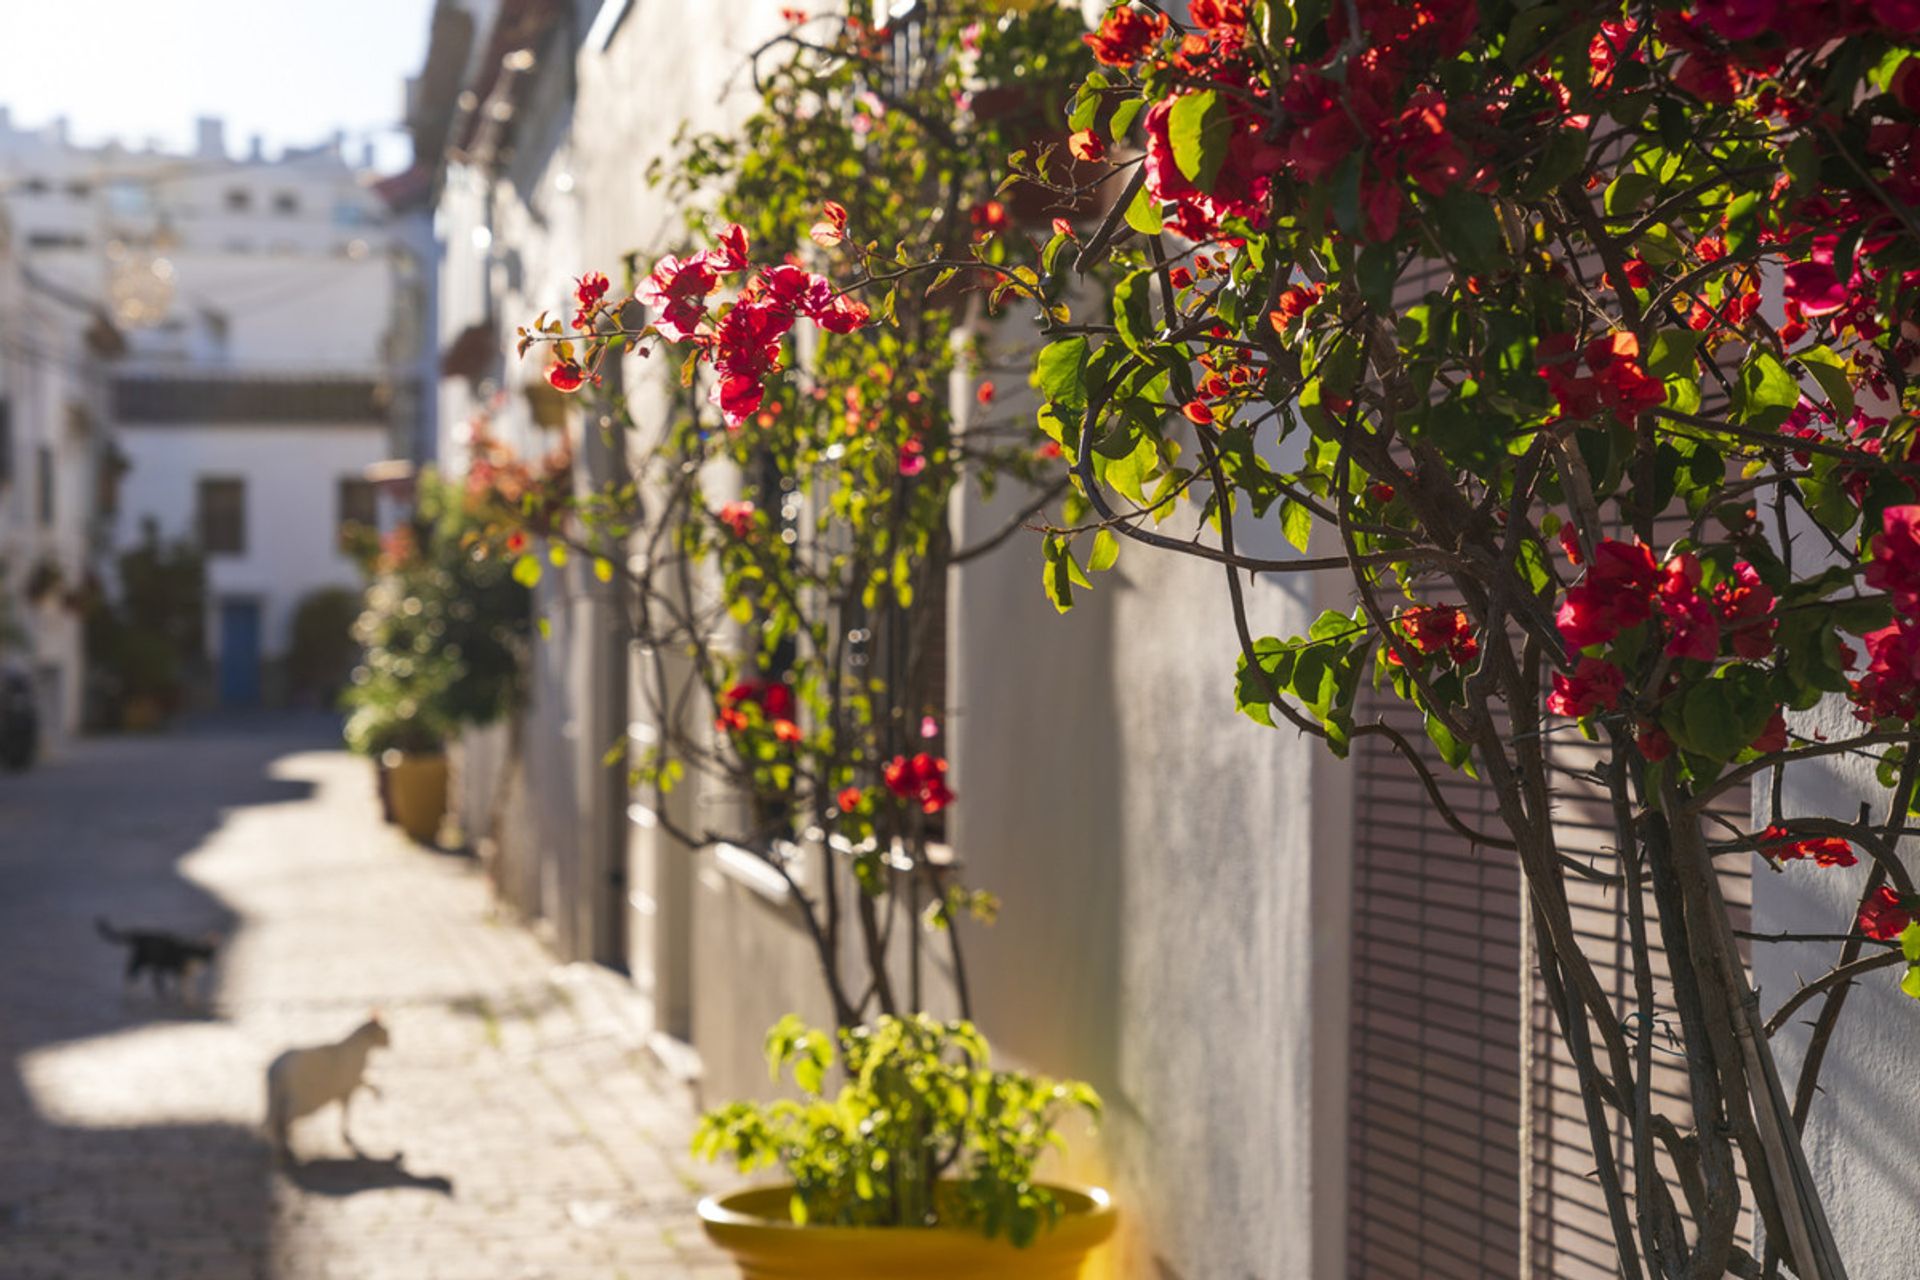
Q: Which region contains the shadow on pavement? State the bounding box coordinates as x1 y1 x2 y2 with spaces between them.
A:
282 1153 456 1198
0 713 335 1278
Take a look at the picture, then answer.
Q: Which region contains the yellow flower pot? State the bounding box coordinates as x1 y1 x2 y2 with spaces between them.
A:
386 752 448 844
698 1184 1114 1280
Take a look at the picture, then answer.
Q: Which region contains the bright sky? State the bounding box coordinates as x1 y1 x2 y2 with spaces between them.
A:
0 0 435 171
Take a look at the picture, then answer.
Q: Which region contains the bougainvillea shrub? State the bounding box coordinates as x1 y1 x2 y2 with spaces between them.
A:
1000 3 1919 1275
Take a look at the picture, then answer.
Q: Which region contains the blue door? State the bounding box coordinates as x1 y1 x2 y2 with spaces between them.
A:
218 600 262 706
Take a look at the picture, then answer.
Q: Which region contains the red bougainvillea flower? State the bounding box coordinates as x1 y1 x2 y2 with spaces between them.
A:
1556 538 1661 651
639 253 719 342
1783 238 1849 318
1083 3 1169 67
1761 825 1858 867
976 381 996 405
882 752 955 814
548 360 586 393
1714 562 1778 659
1068 128 1107 163
1865 505 1920 617
572 271 611 327
1144 87 1285 240
1368 481 1396 503
1036 440 1064 460
717 501 756 538
1751 709 1789 754
1538 332 1667 424
898 437 927 477
969 200 1009 236
575 271 609 307
1388 604 1479 669
1548 658 1625 719
812 295 870 334
1859 885 1913 941
1637 724 1676 761
1052 217 1076 239
773 719 803 744
1270 283 1322 329
1851 621 1920 723
836 786 864 812
808 201 848 248
720 677 794 724
1181 399 1214 425
1658 552 1721 662
704 222 750 274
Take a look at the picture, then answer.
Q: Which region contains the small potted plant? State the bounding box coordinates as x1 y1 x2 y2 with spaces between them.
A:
695 1015 1111 1279
343 471 531 844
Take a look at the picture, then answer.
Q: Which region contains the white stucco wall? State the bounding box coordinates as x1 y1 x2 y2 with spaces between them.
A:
943 313 1351 1279
114 424 387 656
1757 695 1920 1272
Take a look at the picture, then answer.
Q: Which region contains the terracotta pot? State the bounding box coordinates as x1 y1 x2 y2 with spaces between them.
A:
387 752 448 844
121 696 166 733
699 1183 1115 1280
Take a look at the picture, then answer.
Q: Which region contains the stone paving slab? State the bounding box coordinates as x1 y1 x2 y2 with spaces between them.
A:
0 715 731 1279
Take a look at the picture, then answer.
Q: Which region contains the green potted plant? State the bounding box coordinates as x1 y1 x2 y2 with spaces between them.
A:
344 471 531 844
84 522 205 731
694 1015 1109 1278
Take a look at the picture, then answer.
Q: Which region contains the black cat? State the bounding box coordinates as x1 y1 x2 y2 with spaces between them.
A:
96 917 220 1001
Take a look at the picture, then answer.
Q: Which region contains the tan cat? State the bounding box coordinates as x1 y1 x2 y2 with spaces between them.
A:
265 1014 391 1161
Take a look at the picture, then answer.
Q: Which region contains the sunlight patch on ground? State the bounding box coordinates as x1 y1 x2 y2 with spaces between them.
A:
19 1021 263 1131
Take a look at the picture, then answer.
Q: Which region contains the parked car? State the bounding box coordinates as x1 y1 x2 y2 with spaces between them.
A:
0 665 39 771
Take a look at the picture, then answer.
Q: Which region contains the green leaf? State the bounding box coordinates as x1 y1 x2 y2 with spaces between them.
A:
1902 964 1920 1001
1108 96 1145 143
1425 710 1471 769
1032 337 1090 410
1123 178 1163 236
1280 498 1312 552
1087 528 1119 573
1902 921 1920 965
1724 189 1764 256
1429 189 1503 275
1167 90 1229 190
1733 351 1798 430
1113 270 1155 356
1799 346 1854 420
1043 537 1074 613
1604 171 1657 217
512 554 542 587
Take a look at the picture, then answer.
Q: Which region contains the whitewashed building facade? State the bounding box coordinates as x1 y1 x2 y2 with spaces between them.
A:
0 109 424 711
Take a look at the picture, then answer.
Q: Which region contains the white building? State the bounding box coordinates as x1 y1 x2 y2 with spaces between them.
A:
0 114 124 746
0 109 423 710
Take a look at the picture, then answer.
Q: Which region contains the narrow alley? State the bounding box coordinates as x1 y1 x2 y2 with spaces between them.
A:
0 716 730 1280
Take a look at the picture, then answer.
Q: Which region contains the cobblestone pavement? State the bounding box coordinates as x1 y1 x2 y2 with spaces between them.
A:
0 716 732 1280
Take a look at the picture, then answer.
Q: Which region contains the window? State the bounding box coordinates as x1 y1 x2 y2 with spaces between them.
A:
225 188 252 212
197 477 245 555
106 180 153 218
35 446 53 527
337 477 377 532
273 191 299 215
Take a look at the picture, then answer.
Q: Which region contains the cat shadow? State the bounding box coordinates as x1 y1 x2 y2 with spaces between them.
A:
281 1153 455 1198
